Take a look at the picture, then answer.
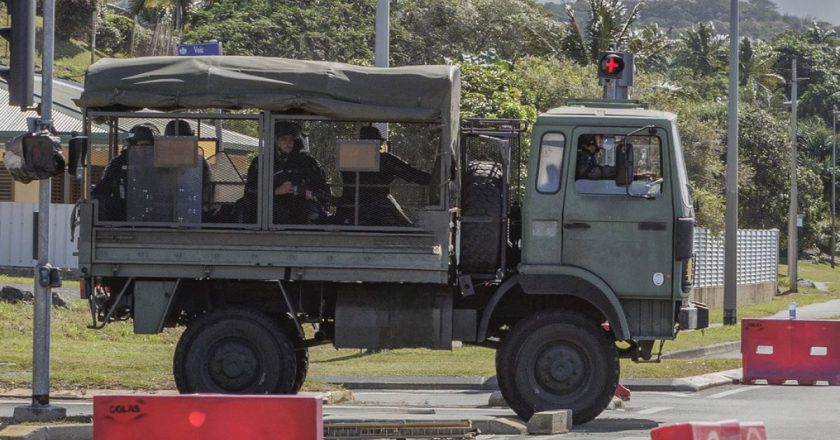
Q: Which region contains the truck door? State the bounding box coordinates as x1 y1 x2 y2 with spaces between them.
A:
561 129 674 299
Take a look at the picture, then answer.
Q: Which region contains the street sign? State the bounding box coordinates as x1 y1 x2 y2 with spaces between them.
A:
177 41 222 56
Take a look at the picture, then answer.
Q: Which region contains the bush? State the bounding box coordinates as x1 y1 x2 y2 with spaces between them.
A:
56 0 97 40
96 14 133 55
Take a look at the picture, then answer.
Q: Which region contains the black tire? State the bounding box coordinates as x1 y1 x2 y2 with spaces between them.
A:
292 347 309 393
496 310 619 425
460 160 503 273
173 307 296 395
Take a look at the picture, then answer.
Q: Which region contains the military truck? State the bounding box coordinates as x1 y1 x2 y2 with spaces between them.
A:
72 55 704 424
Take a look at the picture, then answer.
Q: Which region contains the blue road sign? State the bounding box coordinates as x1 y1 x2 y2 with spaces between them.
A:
177 41 222 56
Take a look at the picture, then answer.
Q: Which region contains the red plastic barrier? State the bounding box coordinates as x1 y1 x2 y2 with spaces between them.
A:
94 394 323 440
614 383 631 401
650 420 766 440
742 318 840 385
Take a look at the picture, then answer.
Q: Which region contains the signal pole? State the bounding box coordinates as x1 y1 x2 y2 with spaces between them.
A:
723 0 739 325
788 59 799 292
12 0 66 422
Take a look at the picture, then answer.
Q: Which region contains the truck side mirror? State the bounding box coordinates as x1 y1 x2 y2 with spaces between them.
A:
615 143 634 187
67 135 88 179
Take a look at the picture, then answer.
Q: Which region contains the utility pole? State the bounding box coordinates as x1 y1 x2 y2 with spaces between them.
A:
723 0 739 326
788 58 799 291
833 109 838 268
13 0 67 422
374 0 389 138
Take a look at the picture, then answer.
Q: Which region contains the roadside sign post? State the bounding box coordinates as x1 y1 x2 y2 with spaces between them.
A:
177 40 224 142
13 0 67 422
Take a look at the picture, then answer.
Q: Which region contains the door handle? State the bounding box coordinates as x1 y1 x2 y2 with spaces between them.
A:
564 222 590 230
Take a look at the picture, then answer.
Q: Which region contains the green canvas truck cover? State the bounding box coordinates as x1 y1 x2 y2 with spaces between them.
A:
76 55 461 160
76 56 460 122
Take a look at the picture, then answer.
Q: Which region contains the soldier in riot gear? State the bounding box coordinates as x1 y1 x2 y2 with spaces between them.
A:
91 124 158 221
241 121 329 224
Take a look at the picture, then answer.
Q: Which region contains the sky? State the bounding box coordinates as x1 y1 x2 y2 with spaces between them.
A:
771 0 840 25
536 0 840 26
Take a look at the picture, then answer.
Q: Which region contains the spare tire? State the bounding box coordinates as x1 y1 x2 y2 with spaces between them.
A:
460 160 504 273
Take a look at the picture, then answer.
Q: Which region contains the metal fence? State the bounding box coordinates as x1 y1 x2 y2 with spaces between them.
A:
0 202 77 269
693 228 779 288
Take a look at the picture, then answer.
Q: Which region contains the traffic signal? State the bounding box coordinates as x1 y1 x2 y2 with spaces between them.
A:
3 131 65 183
0 0 36 107
598 51 625 80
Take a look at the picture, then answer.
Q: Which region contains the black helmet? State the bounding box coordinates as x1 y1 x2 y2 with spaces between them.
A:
360 126 384 140
126 124 157 145
164 120 194 136
275 122 305 152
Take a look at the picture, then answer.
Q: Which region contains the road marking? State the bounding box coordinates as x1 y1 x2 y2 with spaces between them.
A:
708 387 756 399
0 399 90 406
636 406 672 415
639 391 695 398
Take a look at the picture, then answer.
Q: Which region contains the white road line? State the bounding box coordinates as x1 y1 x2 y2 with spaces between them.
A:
1 399 90 406
636 406 672 415
708 387 757 399
638 391 695 398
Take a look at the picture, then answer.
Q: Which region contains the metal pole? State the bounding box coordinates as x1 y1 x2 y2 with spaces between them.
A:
374 0 389 138
13 0 66 422
788 58 798 291
374 0 389 67
723 0 739 326
832 111 837 268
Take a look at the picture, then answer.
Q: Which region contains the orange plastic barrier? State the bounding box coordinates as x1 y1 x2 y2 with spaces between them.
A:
742 318 840 385
650 420 766 440
94 394 323 440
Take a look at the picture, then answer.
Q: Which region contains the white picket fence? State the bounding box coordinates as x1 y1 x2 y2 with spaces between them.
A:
0 202 78 269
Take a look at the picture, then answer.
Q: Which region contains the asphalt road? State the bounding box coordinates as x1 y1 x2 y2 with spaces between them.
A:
2 384 838 439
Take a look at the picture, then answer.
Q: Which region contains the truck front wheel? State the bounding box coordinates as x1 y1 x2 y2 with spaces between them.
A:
496 310 619 424
173 307 297 394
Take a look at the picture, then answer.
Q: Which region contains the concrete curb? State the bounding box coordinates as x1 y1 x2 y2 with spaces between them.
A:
660 341 741 359
313 369 742 393
312 375 500 391
622 369 742 392
0 389 352 405
0 424 91 440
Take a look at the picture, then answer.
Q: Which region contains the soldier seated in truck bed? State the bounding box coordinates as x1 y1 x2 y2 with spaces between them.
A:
239 121 329 224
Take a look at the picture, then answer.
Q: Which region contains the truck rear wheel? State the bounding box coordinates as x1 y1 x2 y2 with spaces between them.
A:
173 307 297 394
460 160 504 273
496 310 619 424
292 347 309 393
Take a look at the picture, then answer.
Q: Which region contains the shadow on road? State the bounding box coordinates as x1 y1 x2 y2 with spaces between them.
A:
574 417 659 433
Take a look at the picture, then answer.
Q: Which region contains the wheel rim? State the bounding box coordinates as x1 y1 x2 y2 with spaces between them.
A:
529 341 590 400
206 338 262 392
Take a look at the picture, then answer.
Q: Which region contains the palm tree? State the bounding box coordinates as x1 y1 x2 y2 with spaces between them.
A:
626 23 672 72
739 37 784 107
675 22 727 78
561 0 643 64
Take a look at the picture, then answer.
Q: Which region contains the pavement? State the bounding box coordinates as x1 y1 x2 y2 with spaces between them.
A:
2 296 838 438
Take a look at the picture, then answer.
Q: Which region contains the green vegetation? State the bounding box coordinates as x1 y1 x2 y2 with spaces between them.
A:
0 275 79 289
3 261 839 390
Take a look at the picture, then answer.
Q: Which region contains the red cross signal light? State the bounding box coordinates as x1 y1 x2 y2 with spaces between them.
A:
598 52 625 80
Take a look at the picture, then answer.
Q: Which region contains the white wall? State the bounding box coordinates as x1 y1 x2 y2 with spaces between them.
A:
0 202 78 269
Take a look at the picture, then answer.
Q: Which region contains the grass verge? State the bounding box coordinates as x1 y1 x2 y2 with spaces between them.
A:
1 261 838 391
